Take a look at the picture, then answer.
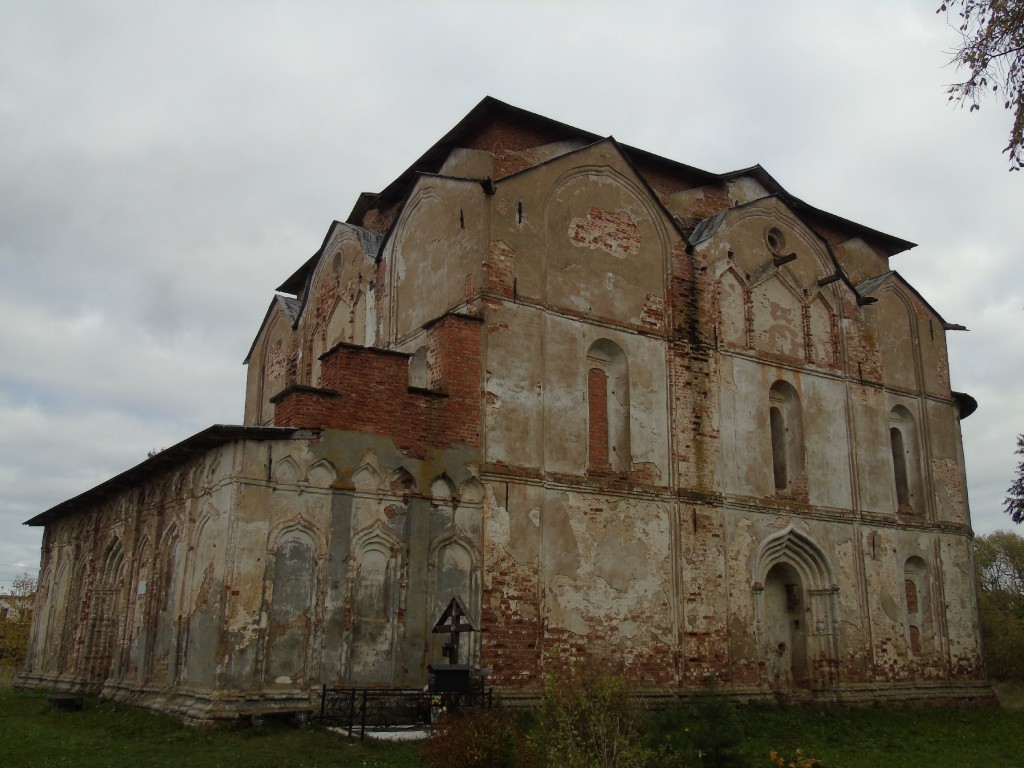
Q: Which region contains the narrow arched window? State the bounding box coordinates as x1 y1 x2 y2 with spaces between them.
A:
588 367 610 469
908 625 922 654
904 556 931 655
891 427 910 507
903 577 918 614
586 339 630 472
770 405 787 489
889 406 922 514
769 381 803 493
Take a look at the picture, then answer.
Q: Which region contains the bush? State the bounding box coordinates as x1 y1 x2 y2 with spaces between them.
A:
529 658 655 768
421 706 523 768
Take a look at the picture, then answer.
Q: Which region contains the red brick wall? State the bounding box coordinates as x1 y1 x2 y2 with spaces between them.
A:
587 368 610 471
271 314 482 457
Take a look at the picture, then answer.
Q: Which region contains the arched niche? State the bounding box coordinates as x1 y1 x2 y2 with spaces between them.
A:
40 557 72 674
324 238 368 348
769 380 804 495
807 294 836 367
875 288 919 392
428 531 481 666
455 477 485 537
304 231 370 350
586 338 631 472
543 163 670 324
83 539 126 684
183 514 223 685
385 466 416 498
459 477 484 505
255 309 293 426
889 405 925 516
752 274 804 361
431 474 455 502
308 323 325 387
59 556 89 676
388 188 453 340
148 527 183 684
347 524 402 685
717 267 748 349
429 474 456 531
273 456 301 485
351 463 381 494
307 459 338 488
409 345 429 389
265 528 318 686
903 555 934 656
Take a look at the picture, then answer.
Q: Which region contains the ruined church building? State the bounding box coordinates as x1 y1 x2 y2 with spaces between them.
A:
19 98 990 718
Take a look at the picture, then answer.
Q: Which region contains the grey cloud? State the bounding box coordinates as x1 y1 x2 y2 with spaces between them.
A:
1 0 1021 572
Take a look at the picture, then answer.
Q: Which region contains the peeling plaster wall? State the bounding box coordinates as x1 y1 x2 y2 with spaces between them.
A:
244 305 294 426
21 107 990 716
19 433 486 718
493 142 670 333
388 178 487 344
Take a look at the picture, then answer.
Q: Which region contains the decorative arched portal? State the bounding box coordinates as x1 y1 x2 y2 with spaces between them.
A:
148 527 183 684
427 531 481 667
346 523 402 686
264 528 319 686
82 539 126 685
753 526 839 691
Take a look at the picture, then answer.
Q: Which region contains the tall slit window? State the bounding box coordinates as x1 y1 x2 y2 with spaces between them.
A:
770 406 787 489
891 427 910 507
889 405 922 514
769 381 804 493
586 339 630 473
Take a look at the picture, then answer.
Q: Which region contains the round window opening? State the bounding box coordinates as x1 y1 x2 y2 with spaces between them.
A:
765 227 786 256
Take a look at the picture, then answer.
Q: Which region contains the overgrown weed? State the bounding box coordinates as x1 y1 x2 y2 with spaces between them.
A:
529 657 654 768
993 679 1024 709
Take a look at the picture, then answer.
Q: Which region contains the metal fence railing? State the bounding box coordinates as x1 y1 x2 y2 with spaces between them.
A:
320 686 493 739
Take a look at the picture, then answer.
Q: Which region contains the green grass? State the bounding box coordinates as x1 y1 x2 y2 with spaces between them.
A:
2 679 1023 768
0 685 421 768
731 703 1024 767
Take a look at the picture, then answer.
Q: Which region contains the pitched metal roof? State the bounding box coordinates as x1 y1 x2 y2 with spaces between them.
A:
25 425 309 527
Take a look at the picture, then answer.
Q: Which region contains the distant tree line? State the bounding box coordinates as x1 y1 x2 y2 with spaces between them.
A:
976 531 1024 680
0 574 36 673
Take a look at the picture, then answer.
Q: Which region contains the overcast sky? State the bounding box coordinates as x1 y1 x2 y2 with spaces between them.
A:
1 1 1021 591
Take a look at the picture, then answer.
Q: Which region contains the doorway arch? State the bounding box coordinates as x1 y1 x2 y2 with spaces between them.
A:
753 526 839 691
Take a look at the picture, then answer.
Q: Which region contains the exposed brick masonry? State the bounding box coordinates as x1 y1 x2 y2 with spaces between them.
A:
587 368 610 471
272 314 482 458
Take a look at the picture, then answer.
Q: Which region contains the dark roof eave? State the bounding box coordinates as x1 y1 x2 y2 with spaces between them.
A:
618 143 720 188
345 96 602 227
339 97 914 259
24 425 308 527
718 165 916 256
242 295 299 365
860 270 960 328
953 391 978 420
276 220 346 295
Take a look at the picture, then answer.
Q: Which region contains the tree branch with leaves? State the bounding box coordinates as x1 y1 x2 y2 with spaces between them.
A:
1006 433 1024 523
938 0 1024 170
